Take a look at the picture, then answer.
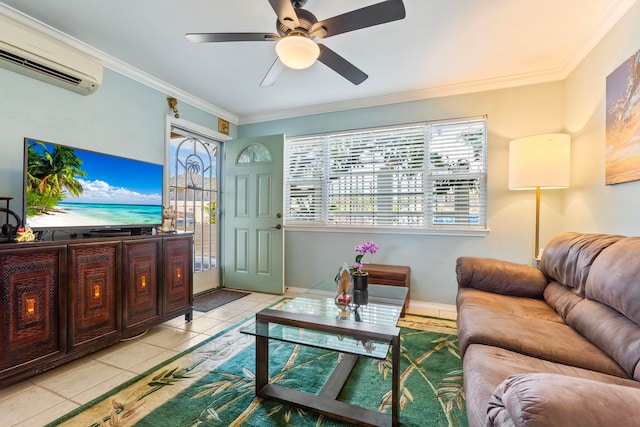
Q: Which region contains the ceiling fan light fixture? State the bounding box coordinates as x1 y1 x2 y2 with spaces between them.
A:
275 33 319 70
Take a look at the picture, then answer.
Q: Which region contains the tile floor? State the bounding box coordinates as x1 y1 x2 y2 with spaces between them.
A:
0 289 456 426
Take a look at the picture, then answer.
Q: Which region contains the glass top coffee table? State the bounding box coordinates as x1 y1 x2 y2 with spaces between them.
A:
241 280 408 427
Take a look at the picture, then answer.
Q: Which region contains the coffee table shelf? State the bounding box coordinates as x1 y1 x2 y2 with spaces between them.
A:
245 308 398 358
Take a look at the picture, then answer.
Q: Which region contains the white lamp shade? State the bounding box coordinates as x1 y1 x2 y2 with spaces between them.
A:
509 133 571 189
276 34 319 70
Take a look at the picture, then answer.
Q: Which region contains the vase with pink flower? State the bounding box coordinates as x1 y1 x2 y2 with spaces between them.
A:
351 241 379 305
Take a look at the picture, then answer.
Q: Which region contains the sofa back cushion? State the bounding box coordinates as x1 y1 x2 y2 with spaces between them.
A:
540 232 624 297
586 237 640 325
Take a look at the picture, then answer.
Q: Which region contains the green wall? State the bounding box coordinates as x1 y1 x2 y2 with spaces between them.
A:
563 0 640 236
0 66 223 216
239 83 567 305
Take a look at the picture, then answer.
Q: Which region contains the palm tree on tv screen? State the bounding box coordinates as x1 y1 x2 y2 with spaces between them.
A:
26 141 87 215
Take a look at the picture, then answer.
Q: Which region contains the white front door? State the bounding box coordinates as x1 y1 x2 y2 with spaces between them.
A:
223 134 284 294
167 118 226 296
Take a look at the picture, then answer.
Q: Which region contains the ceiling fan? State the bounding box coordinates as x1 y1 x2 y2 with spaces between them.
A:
186 0 406 87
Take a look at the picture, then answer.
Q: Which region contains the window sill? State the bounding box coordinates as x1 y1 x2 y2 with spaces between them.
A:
283 225 490 237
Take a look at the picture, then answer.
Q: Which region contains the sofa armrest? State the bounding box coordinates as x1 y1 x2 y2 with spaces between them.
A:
456 257 547 298
486 373 640 427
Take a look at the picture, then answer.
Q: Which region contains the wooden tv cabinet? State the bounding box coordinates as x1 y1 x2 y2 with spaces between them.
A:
0 233 193 388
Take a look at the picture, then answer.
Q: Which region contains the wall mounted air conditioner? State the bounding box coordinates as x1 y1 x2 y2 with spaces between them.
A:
0 14 102 95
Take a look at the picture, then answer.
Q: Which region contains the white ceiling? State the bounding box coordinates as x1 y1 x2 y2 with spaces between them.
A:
0 0 637 124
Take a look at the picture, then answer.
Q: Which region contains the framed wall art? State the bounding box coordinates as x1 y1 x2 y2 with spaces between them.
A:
605 49 640 185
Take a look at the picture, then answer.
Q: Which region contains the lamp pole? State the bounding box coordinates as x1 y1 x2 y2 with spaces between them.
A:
535 186 540 259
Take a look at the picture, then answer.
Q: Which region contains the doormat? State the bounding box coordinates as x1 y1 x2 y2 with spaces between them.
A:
193 288 249 312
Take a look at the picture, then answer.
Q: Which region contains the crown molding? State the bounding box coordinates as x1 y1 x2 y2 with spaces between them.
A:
102 56 238 125
238 67 566 125
3 0 636 127
0 3 239 125
556 0 638 79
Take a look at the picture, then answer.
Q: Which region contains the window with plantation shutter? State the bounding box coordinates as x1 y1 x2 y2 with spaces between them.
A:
285 117 487 231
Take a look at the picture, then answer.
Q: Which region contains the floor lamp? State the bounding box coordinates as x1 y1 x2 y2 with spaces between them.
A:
509 133 571 259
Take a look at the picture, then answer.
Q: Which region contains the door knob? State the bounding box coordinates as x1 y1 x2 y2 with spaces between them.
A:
271 224 282 230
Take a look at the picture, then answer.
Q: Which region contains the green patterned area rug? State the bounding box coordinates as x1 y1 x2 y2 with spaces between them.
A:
48 315 466 427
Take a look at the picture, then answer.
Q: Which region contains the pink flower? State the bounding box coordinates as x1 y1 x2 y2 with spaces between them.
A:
352 241 379 274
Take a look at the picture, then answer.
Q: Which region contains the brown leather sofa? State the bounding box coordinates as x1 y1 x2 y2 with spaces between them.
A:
456 232 640 427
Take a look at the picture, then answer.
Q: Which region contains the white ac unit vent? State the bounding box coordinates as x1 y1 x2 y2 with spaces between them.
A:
0 14 103 95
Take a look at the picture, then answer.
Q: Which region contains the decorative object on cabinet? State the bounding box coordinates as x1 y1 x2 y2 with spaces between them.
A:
157 206 176 233
0 207 23 242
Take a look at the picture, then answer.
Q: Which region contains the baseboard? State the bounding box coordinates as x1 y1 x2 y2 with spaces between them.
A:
407 301 457 320
284 286 307 295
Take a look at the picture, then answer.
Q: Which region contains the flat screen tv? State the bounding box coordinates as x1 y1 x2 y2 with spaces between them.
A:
23 138 163 231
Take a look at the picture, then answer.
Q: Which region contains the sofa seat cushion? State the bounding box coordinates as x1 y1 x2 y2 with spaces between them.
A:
457 288 564 323
457 304 627 376
464 344 638 427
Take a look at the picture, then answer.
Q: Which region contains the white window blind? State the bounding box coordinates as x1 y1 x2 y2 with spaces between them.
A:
285 117 487 230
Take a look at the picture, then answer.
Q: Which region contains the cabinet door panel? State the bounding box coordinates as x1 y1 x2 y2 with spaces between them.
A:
163 236 193 318
0 247 66 373
68 242 120 348
123 239 161 331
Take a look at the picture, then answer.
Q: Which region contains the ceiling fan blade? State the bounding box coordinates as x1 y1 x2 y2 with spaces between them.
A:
317 44 367 85
186 33 279 43
267 0 299 31
260 57 285 87
312 0 406 38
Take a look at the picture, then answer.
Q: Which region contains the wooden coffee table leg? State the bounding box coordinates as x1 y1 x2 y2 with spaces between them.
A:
392 334 400 426
255 321 269 394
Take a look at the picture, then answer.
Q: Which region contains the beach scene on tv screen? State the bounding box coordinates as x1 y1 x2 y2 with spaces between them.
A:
25 140 163 229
